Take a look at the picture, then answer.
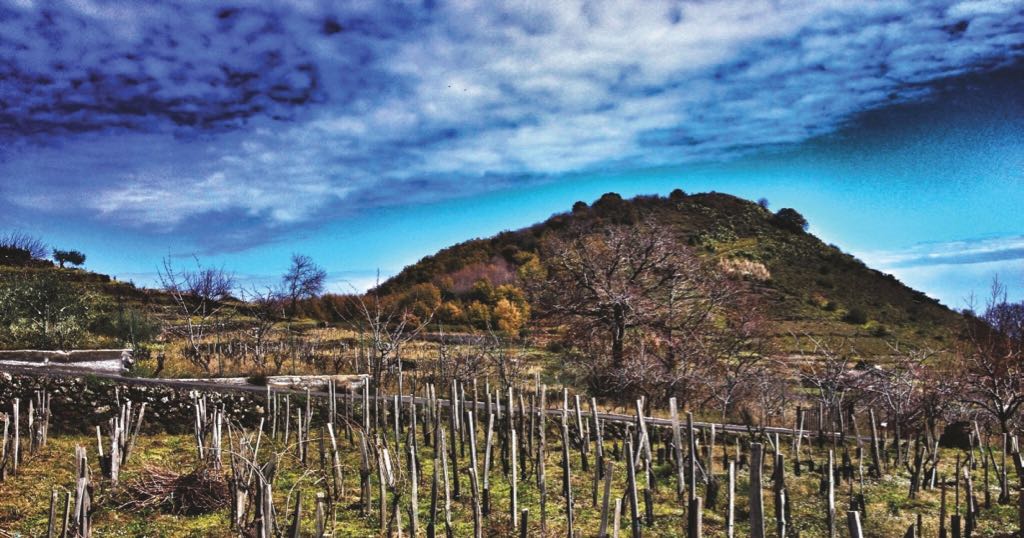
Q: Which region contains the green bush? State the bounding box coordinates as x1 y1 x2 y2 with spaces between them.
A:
842 306 868 325
771 207 809 233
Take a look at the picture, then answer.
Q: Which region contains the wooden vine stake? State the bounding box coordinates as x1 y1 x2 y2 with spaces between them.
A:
749 443 765 538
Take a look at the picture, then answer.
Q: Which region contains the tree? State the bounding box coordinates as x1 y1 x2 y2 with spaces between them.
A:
239 286 285 372
537 222 721 369
0 231 47 266
533 222 747 403
52 249 86 268
757 197 770 209
158 257 236 373
771 208 809 232
793 335 858 437
282 254 327 318
0 271 96 349
493 297 526 334
954 279 1024 434
696 296 773 419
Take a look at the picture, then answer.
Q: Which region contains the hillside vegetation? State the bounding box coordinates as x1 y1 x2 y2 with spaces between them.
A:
369 190 961 355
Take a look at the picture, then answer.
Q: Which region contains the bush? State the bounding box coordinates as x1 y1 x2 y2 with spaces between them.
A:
864 320 888 337
842 307 868 325
771 208 809 233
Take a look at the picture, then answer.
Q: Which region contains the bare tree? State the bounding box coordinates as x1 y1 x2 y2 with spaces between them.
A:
536 223 695 368
793 335 857 437
698 296 772 419
339 277 434 431
282 254 327 318
158 256 236 373
238 286 284 372
860 342 934 461
535 221 750 404
954 278 1024 434
0 231 47 265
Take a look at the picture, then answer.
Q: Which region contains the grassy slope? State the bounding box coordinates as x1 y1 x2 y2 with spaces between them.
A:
375 191 962 356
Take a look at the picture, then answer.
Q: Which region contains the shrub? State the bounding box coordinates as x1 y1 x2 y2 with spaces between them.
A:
771 208 809 233
865 320 888 337
842 307 868 325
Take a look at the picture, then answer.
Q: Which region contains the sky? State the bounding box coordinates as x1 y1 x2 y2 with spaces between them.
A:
1 0 1022 309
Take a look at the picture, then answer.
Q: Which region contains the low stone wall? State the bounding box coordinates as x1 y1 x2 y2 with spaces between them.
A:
0 372 266 435
0 349 132 373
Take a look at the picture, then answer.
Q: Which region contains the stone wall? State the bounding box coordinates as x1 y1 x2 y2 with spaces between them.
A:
0 372 267 435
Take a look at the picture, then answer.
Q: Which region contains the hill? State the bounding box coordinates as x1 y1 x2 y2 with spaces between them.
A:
0 263 164 350
372 190 962 355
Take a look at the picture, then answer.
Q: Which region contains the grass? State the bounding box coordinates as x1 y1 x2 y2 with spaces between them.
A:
2 419 1020 537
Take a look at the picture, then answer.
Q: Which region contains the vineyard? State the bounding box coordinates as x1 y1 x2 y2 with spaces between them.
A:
1 371 1022 537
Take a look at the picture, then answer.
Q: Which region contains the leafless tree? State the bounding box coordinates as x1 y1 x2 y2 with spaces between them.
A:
859 342 934 460
954 278 1024 434
536 222 708 368
0 230 48 264
535 222 744 404
238 286 284 372
697 296 773 419
793 334 857 436
282 254 326 318
431 330 488 391
340 277 434 430
158 256 236 373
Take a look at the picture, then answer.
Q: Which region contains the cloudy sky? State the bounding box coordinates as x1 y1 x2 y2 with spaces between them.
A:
1 0 1022 307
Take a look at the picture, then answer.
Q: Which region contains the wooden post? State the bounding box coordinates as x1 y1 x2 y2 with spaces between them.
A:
358 431 371 516
428 425 439 538
483 413 495 516
847 510 864 538
689 497 703 538
687 412 697 502
773 453 786 538
827 450 836 538
408 431 419 538
670 398 685 499
626 439 641 538
749 443 765 538
289 491 302 538
440 428 453 538
13 399 20 475
561 416 574 538
47 488 58 538
315 492 326 538
613 498 623 538
511 428 519 532
450 380 461 501
869 409 882 478
538 385 548 536
599 461 614 537
727 461 736 538
469 465 483 538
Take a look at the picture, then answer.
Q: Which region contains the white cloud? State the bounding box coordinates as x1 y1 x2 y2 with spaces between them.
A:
1 0 1022 242
856 235 1024 307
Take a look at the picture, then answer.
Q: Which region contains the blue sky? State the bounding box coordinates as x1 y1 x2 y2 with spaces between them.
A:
1 0 1022 309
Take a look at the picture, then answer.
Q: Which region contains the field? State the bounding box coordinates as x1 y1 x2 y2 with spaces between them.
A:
1 375 1021 537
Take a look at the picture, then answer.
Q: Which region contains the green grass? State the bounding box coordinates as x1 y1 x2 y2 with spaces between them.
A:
2 424 1019 537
